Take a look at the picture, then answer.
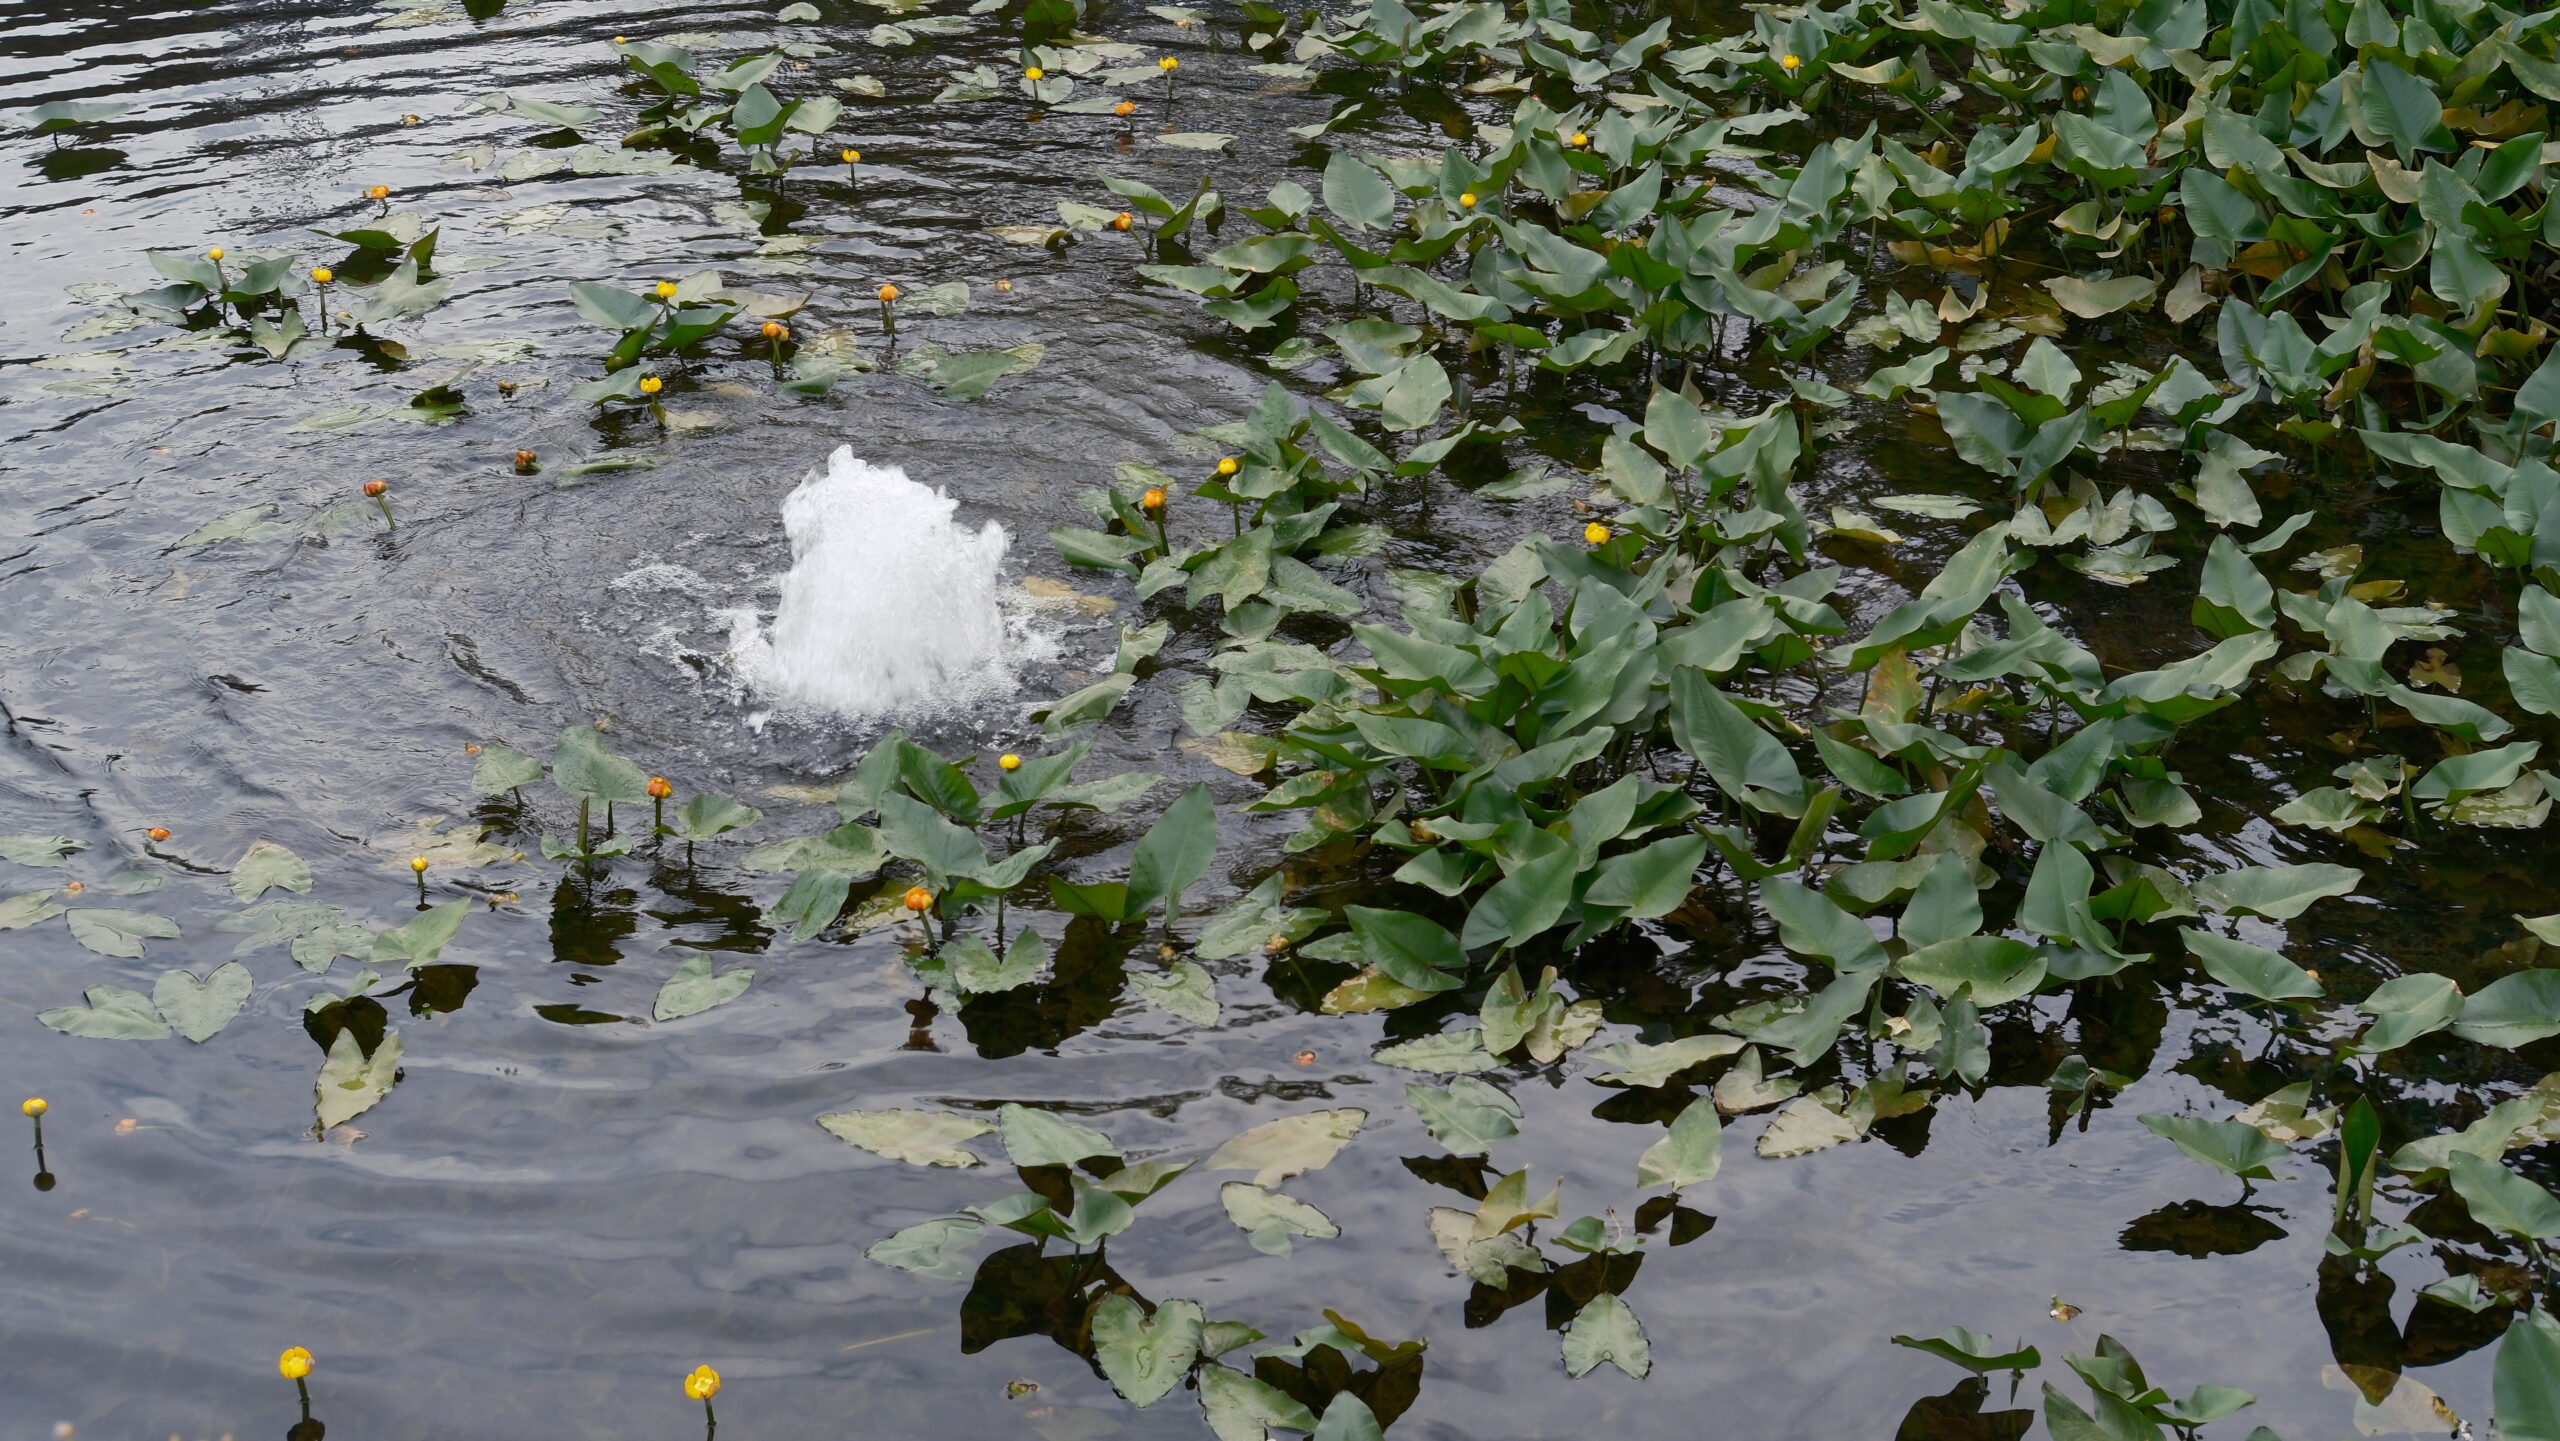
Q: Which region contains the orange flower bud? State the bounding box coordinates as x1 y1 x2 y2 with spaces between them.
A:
878 284 900 303
147 827 170 842
902 886 933 912
1111 211 1133 230
761 320 787 339
362 479 388 498
647 776 673 799
1140 487 1166 511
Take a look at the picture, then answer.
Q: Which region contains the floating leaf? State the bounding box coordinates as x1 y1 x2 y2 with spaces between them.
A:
1637 1095 1725 1190
370 898 470 967
997 1102 1120 1166
1893 1328 2041 1373
67 908 181 959
1221 1182 1340 1255
230 840 313 901
818 1108 995 1167
315 1028 402 1128
469 745 545 794
653 954 752 1020
868 1217 984 1278
1090 1294 1204 1407
1561 1292 1651 1379
38 985 169 1040
153 963 252 1042
1405 1077 1520 1155
1131 960 1220 1025
1208 1109 1365 1187
0 891 68 931
0 834 83 868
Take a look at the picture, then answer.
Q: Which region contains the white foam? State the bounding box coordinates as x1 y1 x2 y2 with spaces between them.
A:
726 447 1019 719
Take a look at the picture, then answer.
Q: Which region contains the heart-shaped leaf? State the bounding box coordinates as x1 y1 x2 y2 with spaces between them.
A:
1207 1109 1365 1187
653 954 752 1020
154 962 252 1042
39 985 170 1040
1089 1294 1204 1407
819 1109 995 1167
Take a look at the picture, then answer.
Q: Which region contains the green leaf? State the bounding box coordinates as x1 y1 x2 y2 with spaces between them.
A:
1130 960 1219 1024
948 929 1048 994
316 1028 402 1128
1312 1395 1385 1441
1584 834 1708 918
1195 874 1324 960
2452 970 2560 1048
1374 1030 1499 1072
1406 1077 1521 1154
1221 1182 1340 1255
767 866 854 938
2362 59 2454 164
1636 1095 1724 1191
654 954 752 1020
1892 1328 2041 1373
1207 1108 1364 1187
552 725 652 805
469 745 545 794
371 898 470 966
669 794 762 841
818 1108 994 1167
0 834 83 867
1561 1292 1651 1379
867 1217 985 1278
1090 1294 1203 1407
2140 1113 2289 1180
997 1102 1120 1166
1587 1034 1744 1087
154 963 252 1042
1199 1364 1319 1441
67 908 181 958
1896 936 2045 1007
2182 929 2322 1002
2448 1152 2560 1240
38 985 170 1040
1670 669 1805 813
2495 1307 2560 1441
2193 863 2360 920
1458 848 1579 951
1344 906 1466 991
1126 782 1218 920
2356 973 2463 1053
0 891 68 931
1323 151 1396 230
230 840 314 900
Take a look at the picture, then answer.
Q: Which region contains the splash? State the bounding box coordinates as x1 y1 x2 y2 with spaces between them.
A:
727 447 1016 719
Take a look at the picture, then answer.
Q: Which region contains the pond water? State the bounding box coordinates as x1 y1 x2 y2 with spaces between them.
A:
3 1 2556 1439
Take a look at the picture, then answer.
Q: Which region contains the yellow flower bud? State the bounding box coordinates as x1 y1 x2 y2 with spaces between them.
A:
411 857 429 874
1216 457 1239 475
639 375 663 395
684 1365 721 1401
206 246 225 261
999 753 1022 771
311 267 333 284
20 1098 44 1118
1159 55 1179 70
278 1347 313 1381
1584 522 1612 545
1459 191 1478 208
1568 131 1588 147
1024 66 1043 80
656 281 678 299
1780 53 1801 70
842 147 861 163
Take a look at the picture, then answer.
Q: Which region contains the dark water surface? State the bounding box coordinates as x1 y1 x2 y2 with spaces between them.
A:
3 1 2553 1438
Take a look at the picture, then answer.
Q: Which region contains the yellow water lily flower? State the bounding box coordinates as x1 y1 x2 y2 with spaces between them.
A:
278 1348 313 1381
1584 522 1612 545
684 1364 721 1401
20 1098 44 1118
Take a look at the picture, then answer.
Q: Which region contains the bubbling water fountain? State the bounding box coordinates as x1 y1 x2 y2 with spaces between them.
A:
728 447 1016 718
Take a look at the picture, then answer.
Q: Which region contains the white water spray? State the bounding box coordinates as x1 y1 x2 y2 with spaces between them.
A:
727 447 1016 719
